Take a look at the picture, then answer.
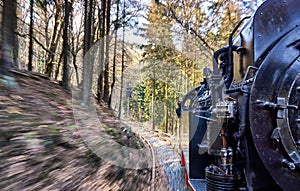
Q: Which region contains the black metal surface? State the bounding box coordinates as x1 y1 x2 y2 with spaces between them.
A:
253 0 300 65
249 22 300 190
233 16 254 83
181 1 300 190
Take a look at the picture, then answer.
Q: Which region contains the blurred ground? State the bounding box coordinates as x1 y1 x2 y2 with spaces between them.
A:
0 70 167 191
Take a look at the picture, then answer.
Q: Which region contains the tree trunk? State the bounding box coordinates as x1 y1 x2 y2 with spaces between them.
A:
108 0 120 107
165 84 168 133
73 57 79 86
62 0 71 89
97 0 106 104
151 78 155 130
55 52 63 80
103 0 111 103
45 2 63 77
28 0 34 71
82 0 94 105
70 4 82 87
118 4 125 119
0 0 17 77
42 3 50 74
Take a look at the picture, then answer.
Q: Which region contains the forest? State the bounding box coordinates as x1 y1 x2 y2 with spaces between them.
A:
0 0 262 140
0 0 267 190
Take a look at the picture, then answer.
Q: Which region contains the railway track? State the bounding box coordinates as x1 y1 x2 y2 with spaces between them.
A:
124 121 190 191
138 130 156 191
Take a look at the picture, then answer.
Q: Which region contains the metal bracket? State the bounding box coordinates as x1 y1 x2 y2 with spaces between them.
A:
215 101 236 118
277 97 286 119
256 97 298 119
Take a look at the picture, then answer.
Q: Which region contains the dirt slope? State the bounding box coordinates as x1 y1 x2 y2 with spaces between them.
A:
0 70 156 191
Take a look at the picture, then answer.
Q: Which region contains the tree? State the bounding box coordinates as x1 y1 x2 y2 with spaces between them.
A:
61 0 72 89
122 0 247 126
45 0 64 77
207 0 242 48
25 0 54 73
153 0 247 52
97 0 106 104
69 1 83 87
108 0 120 106
103 0 111 103
0 0 17 81
82 0 94 105
164 0 215 51
118 0 126 119
143 0 175 131
28 0 34 71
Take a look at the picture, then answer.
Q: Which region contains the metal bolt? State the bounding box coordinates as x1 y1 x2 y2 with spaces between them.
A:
282 159 296 170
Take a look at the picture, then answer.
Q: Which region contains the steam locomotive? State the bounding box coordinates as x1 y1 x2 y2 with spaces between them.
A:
180 0 300 190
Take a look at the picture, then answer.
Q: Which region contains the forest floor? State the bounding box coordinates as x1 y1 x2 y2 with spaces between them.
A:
0 70 166 191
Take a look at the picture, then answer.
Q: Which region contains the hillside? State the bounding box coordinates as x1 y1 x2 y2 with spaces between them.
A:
0 70 163 191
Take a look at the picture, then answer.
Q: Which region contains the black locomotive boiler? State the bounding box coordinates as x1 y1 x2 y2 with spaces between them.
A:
179 0 300 190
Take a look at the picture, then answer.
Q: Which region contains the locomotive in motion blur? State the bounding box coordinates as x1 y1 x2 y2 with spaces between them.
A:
180 0 300 190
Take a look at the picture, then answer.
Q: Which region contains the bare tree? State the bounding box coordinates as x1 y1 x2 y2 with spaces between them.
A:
28 0 34 71
82 0 94 105
103 0 111 103
97 0 106 104
118 0 126 119
45 0 63 77
61 0 72 89
0 0 17 80
70 2 83 87
108 0 120 106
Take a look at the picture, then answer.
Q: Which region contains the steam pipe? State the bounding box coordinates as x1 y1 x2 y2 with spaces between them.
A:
213 46 228 76
235 86 250 140
212 45 238 76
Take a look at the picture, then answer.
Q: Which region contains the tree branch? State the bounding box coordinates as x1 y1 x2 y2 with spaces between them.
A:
168 7 214 52
16 32 56 55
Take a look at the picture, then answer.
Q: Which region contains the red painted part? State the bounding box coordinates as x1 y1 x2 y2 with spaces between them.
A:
184 167 195 191
181 151 186 167
181 151 195 191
